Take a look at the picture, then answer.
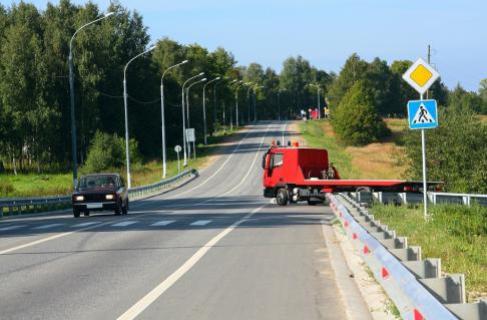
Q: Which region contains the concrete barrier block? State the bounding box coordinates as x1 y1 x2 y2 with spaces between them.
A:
420 274 466 304
445 299 487 320
404 258 441 279
390 246 421 261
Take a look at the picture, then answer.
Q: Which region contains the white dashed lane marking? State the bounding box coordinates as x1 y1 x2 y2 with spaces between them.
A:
111 221 138 227
0 225 27 231
33 223 64 230
71 222 100 228
150 220 176 227
190 220 212 226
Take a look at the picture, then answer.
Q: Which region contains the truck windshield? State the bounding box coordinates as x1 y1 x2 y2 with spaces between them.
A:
78 176 116 190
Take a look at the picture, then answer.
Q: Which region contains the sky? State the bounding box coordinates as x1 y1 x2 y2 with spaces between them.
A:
5 0 487 91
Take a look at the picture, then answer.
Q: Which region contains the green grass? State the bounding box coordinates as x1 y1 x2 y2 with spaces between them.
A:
0 127 239 198
371 204 487 301
299 120 361 178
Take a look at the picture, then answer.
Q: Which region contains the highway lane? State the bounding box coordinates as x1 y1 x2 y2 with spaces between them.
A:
0 122 366 320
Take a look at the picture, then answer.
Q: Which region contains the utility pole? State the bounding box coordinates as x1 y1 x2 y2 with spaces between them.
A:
427 45 431 99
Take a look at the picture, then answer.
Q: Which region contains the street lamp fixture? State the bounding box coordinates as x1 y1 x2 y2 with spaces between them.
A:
181 72 205 166
202 77 221 145
122 44 157 189
68 11 115 187
160 59 189 178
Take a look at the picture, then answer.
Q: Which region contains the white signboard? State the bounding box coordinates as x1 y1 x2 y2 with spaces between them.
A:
402 58 440 95
174 145 182 153
185 128 195 143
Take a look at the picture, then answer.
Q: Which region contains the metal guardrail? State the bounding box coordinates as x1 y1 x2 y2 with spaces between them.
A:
0 169 197 218
329 193 487 320
351 191 487 207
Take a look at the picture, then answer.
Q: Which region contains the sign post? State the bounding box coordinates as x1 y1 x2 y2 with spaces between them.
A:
403 58 440 219
174 145 182 173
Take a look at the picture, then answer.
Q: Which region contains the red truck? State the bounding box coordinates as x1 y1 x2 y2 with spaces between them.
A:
262 143 435 206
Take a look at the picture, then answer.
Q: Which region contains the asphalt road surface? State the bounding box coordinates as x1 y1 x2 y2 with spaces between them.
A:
0 122 368 320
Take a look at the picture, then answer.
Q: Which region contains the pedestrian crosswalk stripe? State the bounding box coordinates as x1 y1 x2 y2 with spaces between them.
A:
0 225 27 231
190 220 212 226
111 221 137 227
150 220 176 227
34 223 64 230
72 222 100 228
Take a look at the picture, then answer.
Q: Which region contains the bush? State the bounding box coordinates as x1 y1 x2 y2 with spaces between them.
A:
83 131 141 173
332 80 390 146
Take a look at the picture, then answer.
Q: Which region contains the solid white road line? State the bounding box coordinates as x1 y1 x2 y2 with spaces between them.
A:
116 205 266 320
150 220 176 227
111 221 137 227
71 222 100 228
33 223 63 230
189 220 212 226
0 225 27 231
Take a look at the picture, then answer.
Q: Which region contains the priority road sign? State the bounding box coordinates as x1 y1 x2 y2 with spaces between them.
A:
402 58 440 95
407 99 438 130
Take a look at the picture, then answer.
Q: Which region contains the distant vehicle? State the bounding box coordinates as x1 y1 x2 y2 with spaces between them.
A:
72 173 129 217
262 143 440 206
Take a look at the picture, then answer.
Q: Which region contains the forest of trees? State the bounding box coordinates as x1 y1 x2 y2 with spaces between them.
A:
1 1 486 175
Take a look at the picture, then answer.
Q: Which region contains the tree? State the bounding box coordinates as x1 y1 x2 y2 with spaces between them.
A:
448 85 484 114
331 81 390 146
327 53 368 110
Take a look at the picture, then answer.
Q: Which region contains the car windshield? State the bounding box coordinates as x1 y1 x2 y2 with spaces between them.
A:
78 176 116 190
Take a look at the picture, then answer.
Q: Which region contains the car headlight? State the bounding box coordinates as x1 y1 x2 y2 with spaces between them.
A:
75 195 84 201
105 194 114 200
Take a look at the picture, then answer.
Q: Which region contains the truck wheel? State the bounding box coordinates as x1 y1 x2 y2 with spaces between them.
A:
276 189 289 206
73 208 80 218
84 210 90 217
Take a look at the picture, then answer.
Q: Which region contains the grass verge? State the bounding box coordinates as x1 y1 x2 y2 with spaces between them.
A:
298 119 407 179
299 120 360 178
371 204 487 302
0 127 239 198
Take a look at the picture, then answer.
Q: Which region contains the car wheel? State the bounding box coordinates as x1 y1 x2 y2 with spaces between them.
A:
122 199 128 215
114 201 122 215
276 188 289 206
84 210 90 217
73 208 80 218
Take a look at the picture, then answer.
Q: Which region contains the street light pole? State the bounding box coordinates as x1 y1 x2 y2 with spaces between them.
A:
160 59 188 178
278 90 281 121
203 77 221 145
181 72 205 166
234 80 243 127
68 11 114 187
123 45 157 189
186 78 207 158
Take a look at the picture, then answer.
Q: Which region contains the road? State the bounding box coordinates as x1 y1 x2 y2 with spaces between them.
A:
0 122 368 320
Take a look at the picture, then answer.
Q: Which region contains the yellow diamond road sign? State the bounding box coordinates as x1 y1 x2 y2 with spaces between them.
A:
402 58 440 95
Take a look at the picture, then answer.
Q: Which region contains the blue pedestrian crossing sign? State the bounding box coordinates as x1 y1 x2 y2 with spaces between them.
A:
407 99 438 130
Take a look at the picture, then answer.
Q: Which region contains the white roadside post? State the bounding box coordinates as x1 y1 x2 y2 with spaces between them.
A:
160 60 189 179
174 145 182 173
402 58 440 220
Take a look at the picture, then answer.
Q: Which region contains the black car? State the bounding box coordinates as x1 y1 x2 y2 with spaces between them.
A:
72 173 129 218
